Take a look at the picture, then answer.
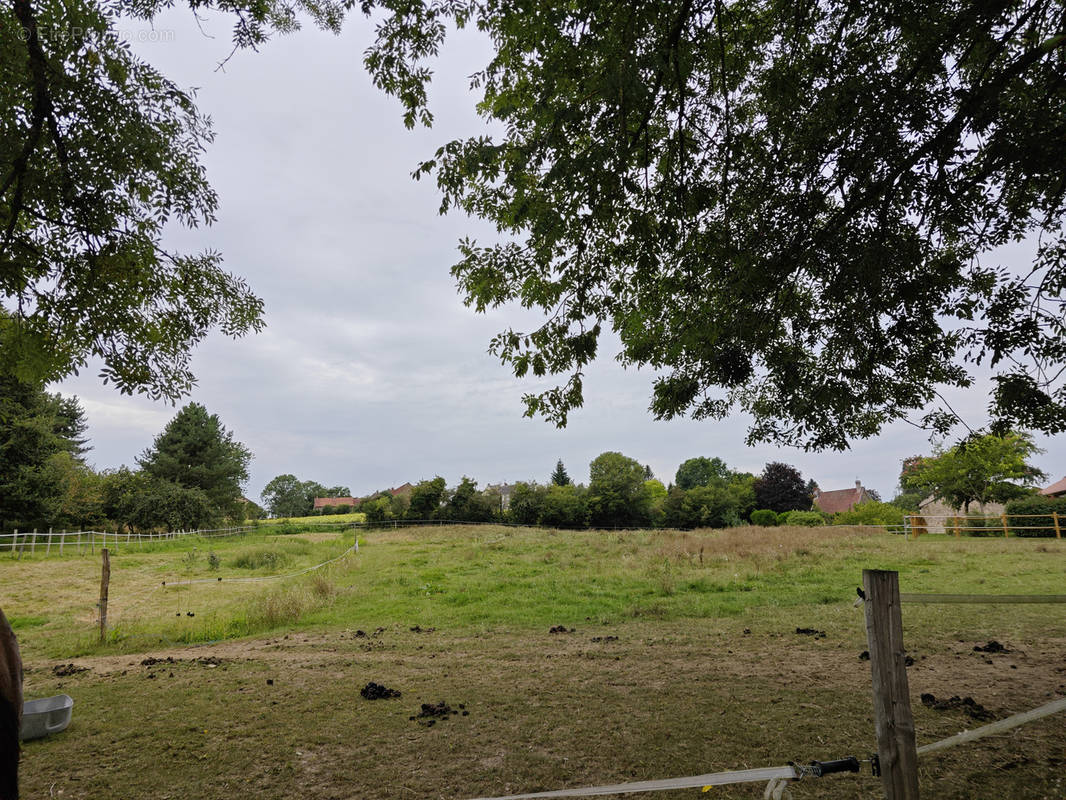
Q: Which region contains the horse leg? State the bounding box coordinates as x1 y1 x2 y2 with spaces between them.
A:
0 606 22 800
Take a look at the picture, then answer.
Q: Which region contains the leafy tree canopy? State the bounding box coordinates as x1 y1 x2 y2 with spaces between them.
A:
588 451 650 527
675 457 730 490
364 0 1066 448
407 476 447 519
909 432 1046 512
261 474 318 518
0 0 352 396
138 402 251 518
754 462 812 514
0 357 93 527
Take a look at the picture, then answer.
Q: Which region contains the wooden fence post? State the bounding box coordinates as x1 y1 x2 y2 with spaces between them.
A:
11 529 17 555
99 548 111 644
1001 514 1009 538
1054 512 1061 540
863 569 920 799
952 517 960 538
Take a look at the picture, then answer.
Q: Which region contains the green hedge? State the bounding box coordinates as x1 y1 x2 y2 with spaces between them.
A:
749 509 778 527
783 510 824 527
1004 496 1066 537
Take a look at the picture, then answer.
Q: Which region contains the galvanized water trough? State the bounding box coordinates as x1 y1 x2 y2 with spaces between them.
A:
21 694 74 740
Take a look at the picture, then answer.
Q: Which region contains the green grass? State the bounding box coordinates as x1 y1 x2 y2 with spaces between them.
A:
7 524 1066 799
256 511 366 526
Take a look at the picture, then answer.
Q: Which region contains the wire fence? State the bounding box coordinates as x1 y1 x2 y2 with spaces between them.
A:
2 518 912 560
904 513 1064 539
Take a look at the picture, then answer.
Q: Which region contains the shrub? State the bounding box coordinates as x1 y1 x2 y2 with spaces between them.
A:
776 511 791 525
783 510 824 527
832 501 904 528
749 509 778 527
964 513 1007 537
230 548 290 570
207 551 221 570
1005 495 1066 537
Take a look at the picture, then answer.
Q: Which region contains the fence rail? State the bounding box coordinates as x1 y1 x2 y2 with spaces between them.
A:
0 525 260 557
903 512 1063 539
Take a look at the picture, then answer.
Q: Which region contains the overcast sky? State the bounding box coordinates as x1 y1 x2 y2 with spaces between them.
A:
56 10 1065 503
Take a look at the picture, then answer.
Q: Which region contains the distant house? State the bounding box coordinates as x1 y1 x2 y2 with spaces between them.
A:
1040 477 1066 498
313 496 359 510
915 496 1006 533
812 481 873 514
388 483 414 498
486 483 516 511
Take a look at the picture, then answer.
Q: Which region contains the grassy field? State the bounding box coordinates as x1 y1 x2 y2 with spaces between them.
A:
6 524 1066 799
256 511 367 526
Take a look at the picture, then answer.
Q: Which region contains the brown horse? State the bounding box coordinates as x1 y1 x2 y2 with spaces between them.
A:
0 606 21 800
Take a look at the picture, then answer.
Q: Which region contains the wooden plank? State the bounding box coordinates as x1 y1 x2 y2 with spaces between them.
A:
901 593 1066 604
864 569 920 799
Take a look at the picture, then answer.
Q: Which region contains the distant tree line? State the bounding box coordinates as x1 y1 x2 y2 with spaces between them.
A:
339 453 840 530
1 359 256 533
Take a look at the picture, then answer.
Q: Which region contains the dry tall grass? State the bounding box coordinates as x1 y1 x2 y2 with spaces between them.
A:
655 524 877 564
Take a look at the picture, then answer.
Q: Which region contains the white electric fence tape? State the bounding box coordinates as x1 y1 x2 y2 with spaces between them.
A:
462 766 801 800
917 695 1066 756
460 694 1066 800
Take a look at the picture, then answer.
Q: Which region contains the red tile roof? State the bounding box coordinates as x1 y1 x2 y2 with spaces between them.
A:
1041 476 1066 497
813 486 869 514
312 496 359 509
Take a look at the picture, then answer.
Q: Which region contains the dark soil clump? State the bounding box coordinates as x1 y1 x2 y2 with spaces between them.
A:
973 640 1010 654
590 635 618 643
411 700 463 725
141 656 176 666
920 693 995 721
549 625 575 634
52 663 89 677
795 627 826 639
410 625 436 633
361 682 401 700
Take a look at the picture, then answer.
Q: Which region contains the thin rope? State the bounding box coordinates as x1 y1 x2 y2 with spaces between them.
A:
160 540 358 587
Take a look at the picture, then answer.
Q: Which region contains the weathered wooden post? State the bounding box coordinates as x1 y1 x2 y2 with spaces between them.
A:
1054 512 1061 540
863 569 919 799
1001 514 1009 538
99 548 111 644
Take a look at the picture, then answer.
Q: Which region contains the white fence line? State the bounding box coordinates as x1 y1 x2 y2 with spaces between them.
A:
0 525 261 557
